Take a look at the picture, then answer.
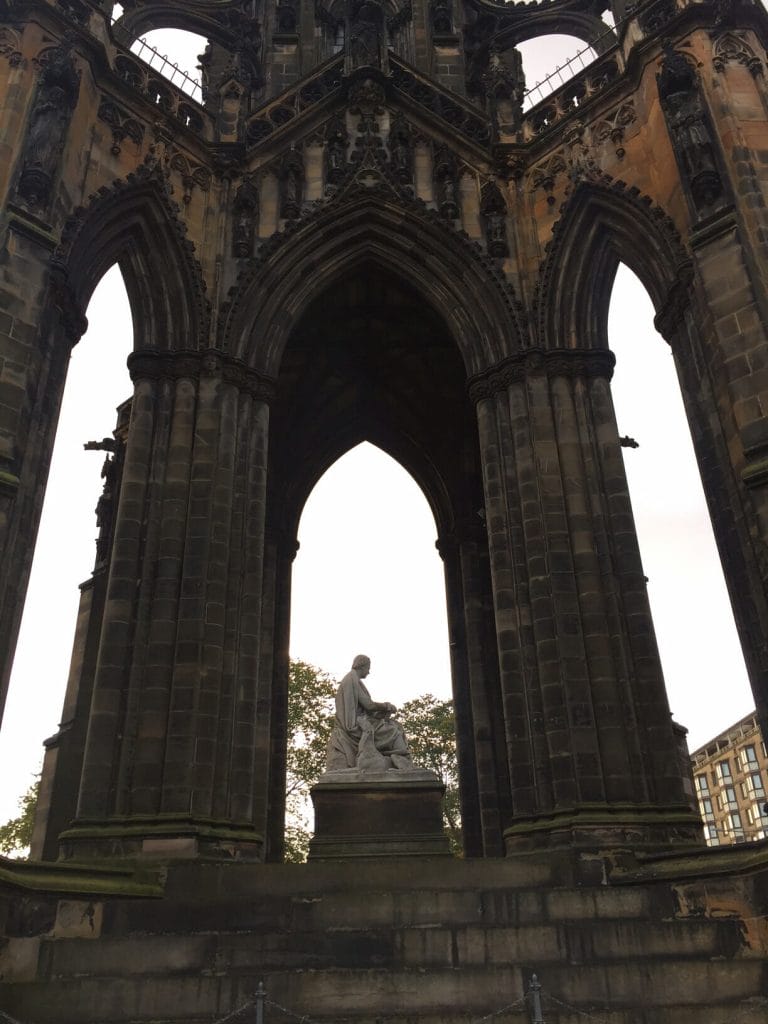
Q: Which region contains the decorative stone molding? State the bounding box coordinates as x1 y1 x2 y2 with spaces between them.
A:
653 262 695 341
97 97 144 156
169 152 212 205
0 26 23 66
16 38 80 213
48 263 88 345
713 31 763 76
657 45 726 215
592 102 636 160
467 347 616 403
52 163 211 348
127 348 276 401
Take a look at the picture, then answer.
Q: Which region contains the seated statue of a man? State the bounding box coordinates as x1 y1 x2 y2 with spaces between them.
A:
326 655 414 771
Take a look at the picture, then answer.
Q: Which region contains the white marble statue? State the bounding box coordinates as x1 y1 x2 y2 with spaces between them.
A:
326 655 414 771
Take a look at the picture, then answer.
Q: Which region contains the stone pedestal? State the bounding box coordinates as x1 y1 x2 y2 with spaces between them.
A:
308 769 451 859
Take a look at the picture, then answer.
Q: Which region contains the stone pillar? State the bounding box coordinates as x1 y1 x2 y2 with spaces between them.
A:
439 527 509 857
261 525 297 863
60 349 275 860
470 348 701 853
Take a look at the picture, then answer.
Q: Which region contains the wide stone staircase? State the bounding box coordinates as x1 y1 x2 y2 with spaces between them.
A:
2 853 767 1024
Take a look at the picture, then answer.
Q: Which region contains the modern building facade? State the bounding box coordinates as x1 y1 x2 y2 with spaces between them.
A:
692 711 768 846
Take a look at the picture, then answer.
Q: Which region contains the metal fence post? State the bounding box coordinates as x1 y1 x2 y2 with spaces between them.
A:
256 981 266 1024
527 973 544 1024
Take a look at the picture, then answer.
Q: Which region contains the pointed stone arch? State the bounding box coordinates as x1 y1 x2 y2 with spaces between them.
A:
222 190 525 377
535 177 692 351
51 167 210 351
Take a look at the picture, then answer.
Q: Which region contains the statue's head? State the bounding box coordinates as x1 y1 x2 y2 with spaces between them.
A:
352 654 371 675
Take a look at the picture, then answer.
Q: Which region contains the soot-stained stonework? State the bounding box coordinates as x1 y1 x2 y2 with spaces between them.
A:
2 0 768 1019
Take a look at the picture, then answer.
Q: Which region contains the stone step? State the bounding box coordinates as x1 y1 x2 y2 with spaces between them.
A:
103 879 667 936
40 916 744 977
3 961 765 1024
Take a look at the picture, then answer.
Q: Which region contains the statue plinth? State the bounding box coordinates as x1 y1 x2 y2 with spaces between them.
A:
308 769 451 860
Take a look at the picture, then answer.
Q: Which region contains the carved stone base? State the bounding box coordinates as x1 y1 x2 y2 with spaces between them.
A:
308 769 451 859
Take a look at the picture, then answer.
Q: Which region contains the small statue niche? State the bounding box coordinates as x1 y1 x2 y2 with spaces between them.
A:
483 45 525 138
388 114 412 184
325 114 349 186
657 45 724 214
232 176 260 258
347 0 386 72
433 146 460 220
480 181 509 258
84 436 123 569
429 0 453 35
16 39 81 212
276 0 298 34
279 148 305 219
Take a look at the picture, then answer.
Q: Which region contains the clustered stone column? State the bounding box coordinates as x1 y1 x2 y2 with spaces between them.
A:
61 349 276 860
469 348 700 852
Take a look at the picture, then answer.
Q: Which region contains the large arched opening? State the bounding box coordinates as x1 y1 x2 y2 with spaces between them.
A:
262 263 508 859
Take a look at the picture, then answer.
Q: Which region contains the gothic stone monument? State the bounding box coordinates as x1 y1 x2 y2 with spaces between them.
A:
1 0 768 1019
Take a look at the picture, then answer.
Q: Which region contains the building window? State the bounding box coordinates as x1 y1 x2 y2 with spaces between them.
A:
745 771 765 798
716 760 732 782
729 811 745 841
740 745 759 771
720 786 738 811
695 774 709 794
699 797 714 820
703 824 720 846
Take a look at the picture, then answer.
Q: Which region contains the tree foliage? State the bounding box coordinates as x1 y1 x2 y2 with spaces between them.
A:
398 695 461 853
284 661 462 860
284 660 336 863
0 778 39 857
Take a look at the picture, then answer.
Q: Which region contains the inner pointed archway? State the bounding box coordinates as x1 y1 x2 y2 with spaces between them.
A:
263 263 507 859
290 442 452 704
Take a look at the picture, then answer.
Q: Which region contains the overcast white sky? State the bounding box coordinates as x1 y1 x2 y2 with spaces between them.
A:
0 33 756 824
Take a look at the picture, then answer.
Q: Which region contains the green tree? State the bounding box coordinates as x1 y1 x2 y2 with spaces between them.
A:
284 660 336 862
399 694 462 853
0 778 39 857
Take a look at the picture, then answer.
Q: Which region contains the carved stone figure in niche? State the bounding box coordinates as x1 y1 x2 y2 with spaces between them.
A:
388 113 412 183
279 148 305 219
325 114 349 185
347 0 385 71
433 145 459 219
480 180 509 258
16 39 81 211
84 436 121 567
429 0 453 35
276 0 298 34
232 175 259 258
483 44 525 138
657 45 723 212
197 43 212 102
326 655 414 771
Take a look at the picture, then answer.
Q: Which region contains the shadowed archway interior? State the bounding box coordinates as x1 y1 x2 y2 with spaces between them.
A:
263 264 509 860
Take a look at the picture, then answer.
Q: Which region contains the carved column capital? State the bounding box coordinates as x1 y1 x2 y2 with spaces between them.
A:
127 348 276 402
467 348 616 403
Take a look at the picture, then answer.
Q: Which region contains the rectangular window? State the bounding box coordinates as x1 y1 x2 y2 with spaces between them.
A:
740 745 758 770
717 760 732 782
703 824 720 846
699 797 714 819
695 774 709 794
723 786 738 810
751 772 765 797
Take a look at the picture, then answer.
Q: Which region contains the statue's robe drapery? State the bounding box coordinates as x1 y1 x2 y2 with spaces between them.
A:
327 669 411 770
